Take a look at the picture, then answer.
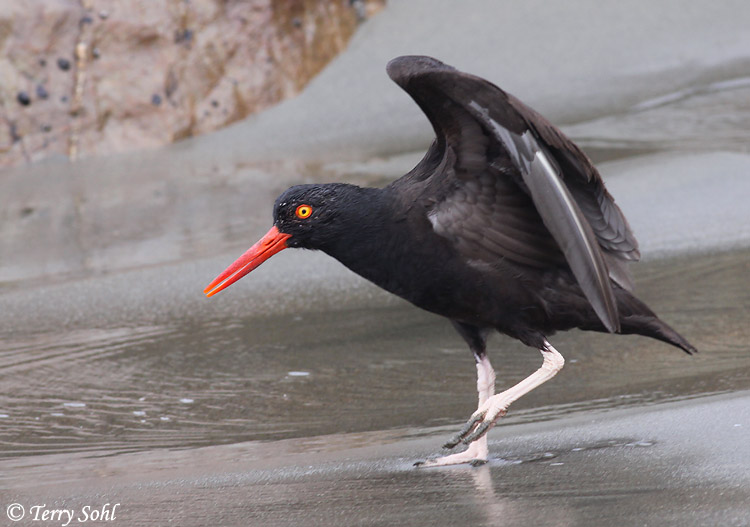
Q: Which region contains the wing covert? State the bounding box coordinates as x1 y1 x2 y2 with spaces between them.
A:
387 55 637 332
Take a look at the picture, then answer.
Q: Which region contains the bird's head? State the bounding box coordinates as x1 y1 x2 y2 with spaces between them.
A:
203 183 358 297
272 184 350 249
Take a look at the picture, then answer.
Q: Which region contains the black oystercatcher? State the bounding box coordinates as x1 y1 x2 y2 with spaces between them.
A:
204 56 696 467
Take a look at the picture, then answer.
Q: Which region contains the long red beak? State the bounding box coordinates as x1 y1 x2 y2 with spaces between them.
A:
204 226 292 297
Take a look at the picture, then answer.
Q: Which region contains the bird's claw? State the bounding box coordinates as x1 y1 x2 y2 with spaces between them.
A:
443 410 486 449
444 407 507 450
462 419 493 444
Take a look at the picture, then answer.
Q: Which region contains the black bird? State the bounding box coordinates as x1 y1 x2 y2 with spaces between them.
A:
204 56 696 467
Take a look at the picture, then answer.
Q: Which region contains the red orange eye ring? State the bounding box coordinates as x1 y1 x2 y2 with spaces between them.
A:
295 204 313 219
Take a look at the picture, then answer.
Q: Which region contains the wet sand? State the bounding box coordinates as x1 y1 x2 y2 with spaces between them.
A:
0 248 748 458
3 392 749 526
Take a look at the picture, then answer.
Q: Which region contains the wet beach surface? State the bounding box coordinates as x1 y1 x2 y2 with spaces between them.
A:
0 248 748 460
1 195 749 527
3 1 750 525
3 392 750 526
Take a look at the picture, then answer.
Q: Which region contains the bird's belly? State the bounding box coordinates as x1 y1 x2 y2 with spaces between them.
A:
379 259 543 330
334 238 554 335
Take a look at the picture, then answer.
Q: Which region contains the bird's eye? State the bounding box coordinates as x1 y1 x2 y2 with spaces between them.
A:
295 204 313 219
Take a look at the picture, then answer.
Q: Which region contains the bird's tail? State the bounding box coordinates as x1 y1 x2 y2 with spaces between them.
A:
616 290 697 355
619 314 697 354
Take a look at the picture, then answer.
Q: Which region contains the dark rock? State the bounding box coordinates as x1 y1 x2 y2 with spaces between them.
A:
17 92 31 106
57 58 71 71
151 94 162 106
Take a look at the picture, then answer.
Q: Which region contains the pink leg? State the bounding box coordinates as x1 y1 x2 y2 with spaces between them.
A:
417 354 496 467
444 340 565 450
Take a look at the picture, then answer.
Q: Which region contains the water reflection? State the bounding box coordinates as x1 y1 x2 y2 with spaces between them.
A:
469 467 573 527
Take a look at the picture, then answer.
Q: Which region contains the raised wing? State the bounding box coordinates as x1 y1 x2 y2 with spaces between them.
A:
387 55 639 333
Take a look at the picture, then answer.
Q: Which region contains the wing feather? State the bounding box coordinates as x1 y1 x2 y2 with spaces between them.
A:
387 55 640 332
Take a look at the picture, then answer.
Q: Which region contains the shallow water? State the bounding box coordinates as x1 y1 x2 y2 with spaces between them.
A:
4 392 749 527
1 247 748 458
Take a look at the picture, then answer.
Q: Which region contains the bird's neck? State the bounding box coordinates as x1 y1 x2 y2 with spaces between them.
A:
318 186 399 285
319 185 459 310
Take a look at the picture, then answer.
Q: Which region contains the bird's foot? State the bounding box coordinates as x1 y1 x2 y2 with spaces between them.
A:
415 437 488 468
443 396 508 450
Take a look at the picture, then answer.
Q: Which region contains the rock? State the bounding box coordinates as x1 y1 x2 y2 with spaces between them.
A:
35 84 49 99
17 92 31 106
0 0 385 168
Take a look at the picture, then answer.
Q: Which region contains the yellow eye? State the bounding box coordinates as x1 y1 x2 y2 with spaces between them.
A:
295 204 313 219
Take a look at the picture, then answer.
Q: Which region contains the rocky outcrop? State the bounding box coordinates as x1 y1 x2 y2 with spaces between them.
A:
0 0 383 168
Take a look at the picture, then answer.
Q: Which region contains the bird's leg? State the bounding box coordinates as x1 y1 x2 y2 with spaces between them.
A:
416 353 496 467
444 340 564 449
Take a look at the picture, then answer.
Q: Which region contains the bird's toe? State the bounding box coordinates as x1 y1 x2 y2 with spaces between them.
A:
463 406 507 444
444 410 486 449
417 437 489 468
462 419 493 444
415 452 487 468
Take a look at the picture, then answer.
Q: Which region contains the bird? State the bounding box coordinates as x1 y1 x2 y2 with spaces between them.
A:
204 55 696 467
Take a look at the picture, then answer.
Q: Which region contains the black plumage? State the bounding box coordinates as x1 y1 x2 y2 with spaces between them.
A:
205 56 695 465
